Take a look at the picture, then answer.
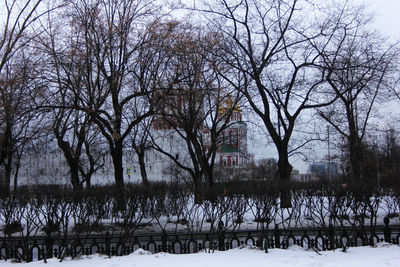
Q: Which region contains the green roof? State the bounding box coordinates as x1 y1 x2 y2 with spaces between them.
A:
220 145 239 153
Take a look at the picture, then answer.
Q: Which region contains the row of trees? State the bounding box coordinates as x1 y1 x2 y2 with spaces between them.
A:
1 0 399 206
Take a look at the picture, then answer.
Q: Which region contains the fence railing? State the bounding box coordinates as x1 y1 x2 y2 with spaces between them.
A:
1 219 399 263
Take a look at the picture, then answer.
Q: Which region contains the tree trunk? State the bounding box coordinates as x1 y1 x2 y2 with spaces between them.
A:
65 157 82 190
12 154 21 193
203 164 216 201
193 173 203 204
1 128 12 194
206 164 214 189
4 154 12 195
277 149 292 208
85 175 91 188
111 142 126 211
111 142 124 189
58 140 82 191
0 126 11 165
347 113 363 182
349 139 363 182
137 151 149 186
69 163 82 190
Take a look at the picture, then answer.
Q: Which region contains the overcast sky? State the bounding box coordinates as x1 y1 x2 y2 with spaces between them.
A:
365 0 400 38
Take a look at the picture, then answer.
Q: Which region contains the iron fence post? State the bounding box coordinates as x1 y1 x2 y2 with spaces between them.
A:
45 236 53 259
328 224 335 250
105 231 111 256
274 224 280 248
384 216 391 243
218 220 225 251
162 232 167 252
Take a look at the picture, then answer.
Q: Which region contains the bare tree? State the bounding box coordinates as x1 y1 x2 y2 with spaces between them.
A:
128 20 185 187
131 117 153 186
147 21 241 200
195 0 357 207
317 10 399 181
0 51 45 193
78 124 106 187
41 0 161 189
0 0 58 192
35 7 108 189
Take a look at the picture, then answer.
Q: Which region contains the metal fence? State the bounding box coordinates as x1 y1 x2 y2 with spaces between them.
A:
1 220 399 263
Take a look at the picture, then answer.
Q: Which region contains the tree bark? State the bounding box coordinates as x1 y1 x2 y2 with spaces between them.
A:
348 135 363 182
137 151 149 186
4 153 12 195
1 126 12 194
111 140 126 211
57 139 82 191
193 173 203 204
111 141 124 189
277 147 293 208
84 175 91 188
12 152 22 193
346 105 363 182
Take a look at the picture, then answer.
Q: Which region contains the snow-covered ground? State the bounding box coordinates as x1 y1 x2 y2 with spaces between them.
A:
2 243 399 267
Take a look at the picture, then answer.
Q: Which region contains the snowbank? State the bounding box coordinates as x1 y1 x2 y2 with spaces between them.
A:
2 243 399 267
0 243 400 267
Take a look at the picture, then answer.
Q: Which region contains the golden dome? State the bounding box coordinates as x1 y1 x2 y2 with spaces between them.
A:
218 94 242 114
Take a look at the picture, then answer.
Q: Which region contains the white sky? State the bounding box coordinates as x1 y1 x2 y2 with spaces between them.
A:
366 0 400 39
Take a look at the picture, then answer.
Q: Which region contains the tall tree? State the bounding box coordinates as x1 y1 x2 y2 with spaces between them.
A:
196 0 356 207
148 21 241 198
128 20 185 187
0 52 45 192
54 0 160 189
0 0 57 192
37 6 108 189
317 15 399 181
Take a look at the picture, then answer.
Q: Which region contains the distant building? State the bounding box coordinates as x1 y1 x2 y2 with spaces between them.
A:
213 95 254 167
298 173 319 182
147 94 254 181
308 162 338 180
290 169 300 181
291 162 338 183
291 169 319 182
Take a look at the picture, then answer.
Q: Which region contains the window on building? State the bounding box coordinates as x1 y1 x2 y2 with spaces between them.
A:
232 130 238 146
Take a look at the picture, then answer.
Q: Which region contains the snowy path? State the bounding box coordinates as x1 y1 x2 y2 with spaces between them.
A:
2 243 399 267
